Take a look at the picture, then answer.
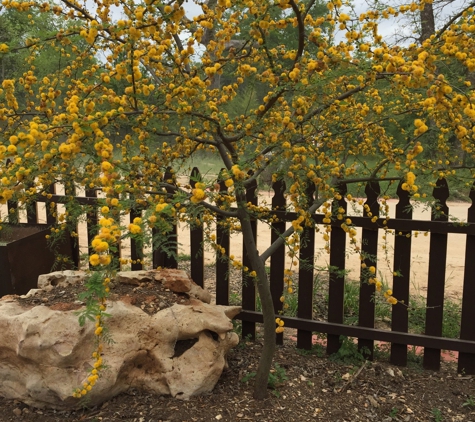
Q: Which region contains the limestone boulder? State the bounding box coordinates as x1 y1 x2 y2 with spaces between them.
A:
37 270 87 292
0 286 240 409
116 269 212 303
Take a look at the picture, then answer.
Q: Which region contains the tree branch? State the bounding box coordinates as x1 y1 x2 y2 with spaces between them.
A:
436 1 475 39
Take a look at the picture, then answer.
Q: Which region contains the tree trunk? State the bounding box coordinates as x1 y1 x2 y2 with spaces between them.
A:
420 2 435 42
237 201 276 400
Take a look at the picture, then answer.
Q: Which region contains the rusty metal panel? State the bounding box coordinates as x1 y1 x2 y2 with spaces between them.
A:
0 224 72 297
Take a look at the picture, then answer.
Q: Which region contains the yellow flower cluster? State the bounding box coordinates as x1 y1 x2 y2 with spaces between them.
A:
73 276 109 399
384 289 398 305
231 165 246 180
191 182 207 203
368 277 382 292
275 317 285 334
401 171 418 193
72 345 103 397
128 217 143 234
413 119 428 136
89 217 118 267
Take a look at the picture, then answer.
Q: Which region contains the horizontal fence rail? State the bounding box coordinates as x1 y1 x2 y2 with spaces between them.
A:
2 171 475 374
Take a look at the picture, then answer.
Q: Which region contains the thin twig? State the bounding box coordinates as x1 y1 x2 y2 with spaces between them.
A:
337 360 368 393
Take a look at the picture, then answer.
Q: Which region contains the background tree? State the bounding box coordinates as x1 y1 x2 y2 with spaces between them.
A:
1 0 475 400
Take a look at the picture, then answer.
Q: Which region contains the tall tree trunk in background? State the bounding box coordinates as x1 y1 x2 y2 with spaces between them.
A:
420 2 435 42
201 0 222 89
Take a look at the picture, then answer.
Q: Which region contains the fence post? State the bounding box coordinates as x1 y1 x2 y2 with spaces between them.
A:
241 172 257 340
153 167 178 269
358 181 380 359
64 182 80 268
270 179 286 345
86 188 99 269
189 167 204 287
130 206 143 270
45 184 57 225
424 177 449 370
458 183 475 374
5 160 19 224
26 183 38 224
216 170 230 305
390 181 413 367
297 182 316 350
327 183 348 354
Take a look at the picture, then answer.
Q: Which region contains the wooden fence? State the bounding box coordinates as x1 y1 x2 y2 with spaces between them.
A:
5 169 475 374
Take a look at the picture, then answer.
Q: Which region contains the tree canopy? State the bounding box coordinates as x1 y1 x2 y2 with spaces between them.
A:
1 0 475 399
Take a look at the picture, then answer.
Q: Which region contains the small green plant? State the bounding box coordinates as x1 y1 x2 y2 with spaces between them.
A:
237 333 253 349
177 253 191 262
329 336 367 365
373 342 391 362
229 291 241 306
296 333 326 357
232 319 242 337
406 292 462 339
241 363 288 394
431 408 443 422
406 345 424 368
388 407 399 419
297 343 325 358
462 395 475 408
268 363 288 390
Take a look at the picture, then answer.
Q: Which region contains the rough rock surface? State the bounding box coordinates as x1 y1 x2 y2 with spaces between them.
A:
0 270 240 409
37 270 87 292
116 268 211 303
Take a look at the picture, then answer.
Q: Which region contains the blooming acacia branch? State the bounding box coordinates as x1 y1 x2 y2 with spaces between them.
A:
436 1 475 39
147 184 239 219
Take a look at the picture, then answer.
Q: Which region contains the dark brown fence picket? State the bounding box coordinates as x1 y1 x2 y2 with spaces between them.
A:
215 171 230 306
86 188 99 269
153 168 178 269
62 182 80 268
358 181 380 359
458 183 475 373
327 183 348 354
297 183 316 350
424 178 450 370
241 173 258 340
5 161 18 224
270 179 286 345
45 184 57 225
189 167 204 287
390 181 414 366
26 183 38 224
130 206 143 271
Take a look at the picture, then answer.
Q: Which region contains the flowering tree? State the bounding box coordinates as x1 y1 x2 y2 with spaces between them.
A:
1 0 475 400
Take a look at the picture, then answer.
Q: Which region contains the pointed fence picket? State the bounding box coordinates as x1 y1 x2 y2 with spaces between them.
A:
327 183 347 355
270 179 286 346
459 184 475 374
6 171 475 374
390 181 413 367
